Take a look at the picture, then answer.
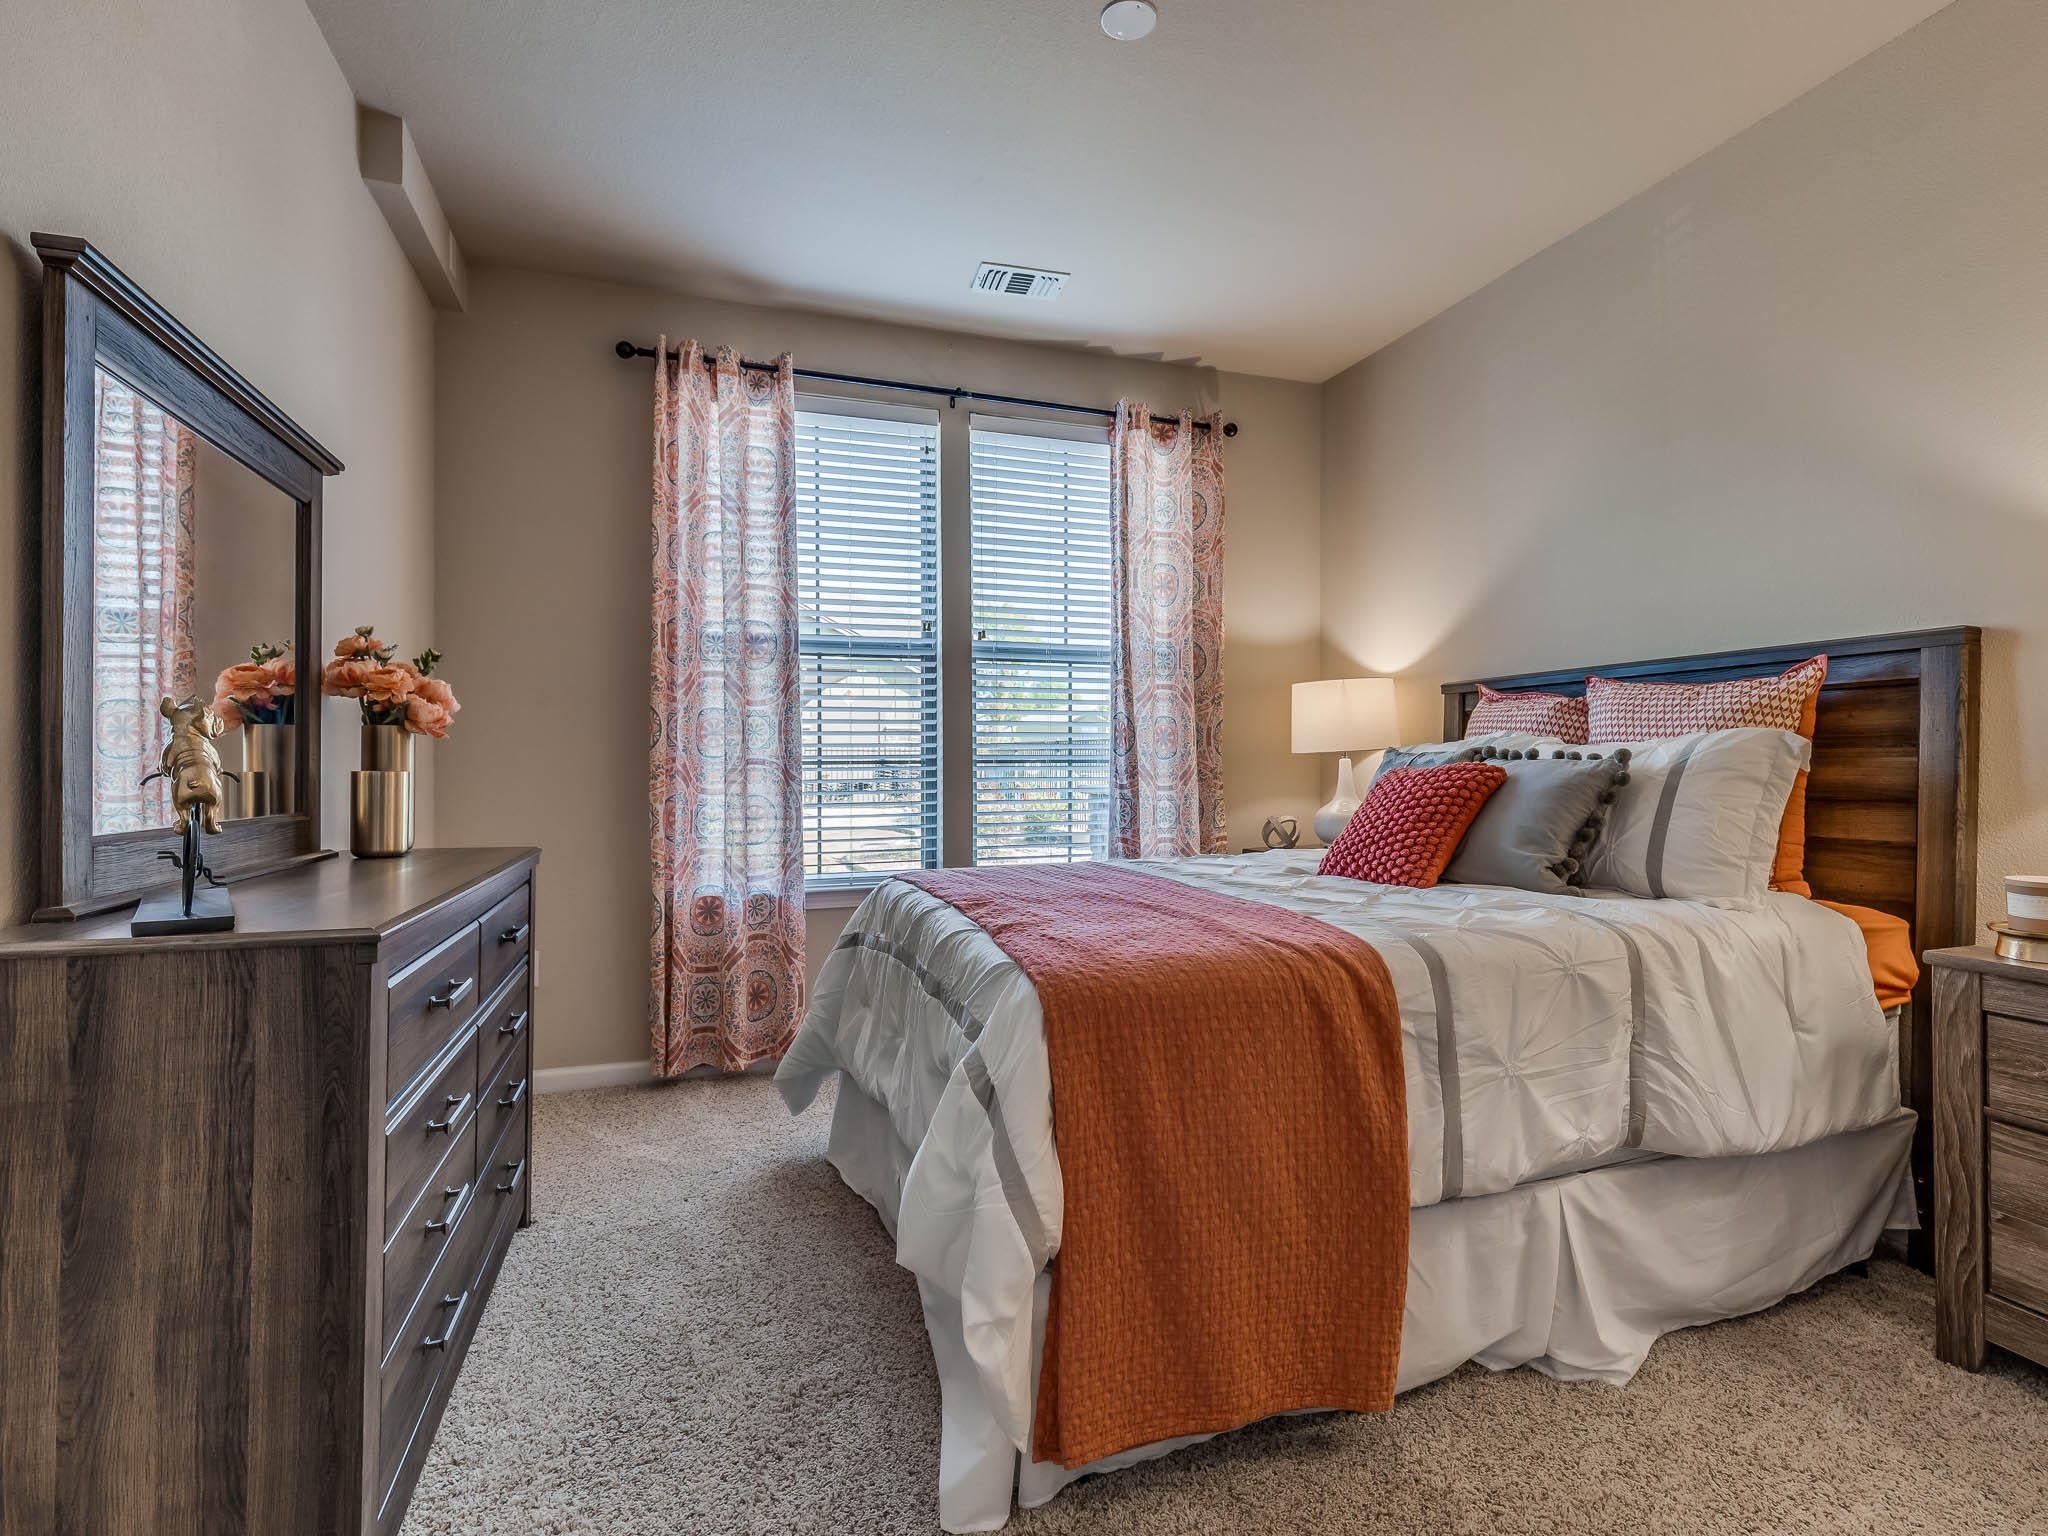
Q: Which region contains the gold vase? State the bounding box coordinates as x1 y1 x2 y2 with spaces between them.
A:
350 770 415 857
361 722 415 772
236 722 297 819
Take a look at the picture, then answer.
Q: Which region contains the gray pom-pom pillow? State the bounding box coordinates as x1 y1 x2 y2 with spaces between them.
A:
1439 747 1632 896
1370 732 1559 785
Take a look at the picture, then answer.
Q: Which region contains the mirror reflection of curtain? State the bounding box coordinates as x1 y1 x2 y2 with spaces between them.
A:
92 374 198 832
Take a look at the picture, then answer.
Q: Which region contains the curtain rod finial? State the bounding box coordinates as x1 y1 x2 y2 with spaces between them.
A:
615 340 643 359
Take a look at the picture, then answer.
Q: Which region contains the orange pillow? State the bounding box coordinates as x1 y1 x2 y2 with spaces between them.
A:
1816 900 1918 1010
1318 762 1508 888
1585 655 1827 897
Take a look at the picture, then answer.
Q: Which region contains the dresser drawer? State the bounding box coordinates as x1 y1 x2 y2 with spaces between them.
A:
381 1115 477 1359
384 1041 477 1243
1989 1015 2048 1130
1989 1120 2048 1316
476 1105 531 1265
377 1194 484 1519
477 1029 530 1161
479 882 532 1003
388 923 484 1107
476 963 531 1086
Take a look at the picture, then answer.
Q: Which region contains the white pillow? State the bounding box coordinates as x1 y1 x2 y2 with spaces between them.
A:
1579 728 1810 901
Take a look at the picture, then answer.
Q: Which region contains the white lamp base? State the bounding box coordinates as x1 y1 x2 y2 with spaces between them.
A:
1314 754 1363 843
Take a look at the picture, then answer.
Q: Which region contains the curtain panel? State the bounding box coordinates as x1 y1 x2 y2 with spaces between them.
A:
1107 402 1226 859
649 341 805 1076
92 373 197 834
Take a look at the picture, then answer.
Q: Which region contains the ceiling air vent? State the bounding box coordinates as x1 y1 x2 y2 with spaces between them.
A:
971 262 1068 300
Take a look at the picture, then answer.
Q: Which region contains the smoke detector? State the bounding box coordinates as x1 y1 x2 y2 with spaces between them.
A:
971 262 1068 301
1100 2 1157 42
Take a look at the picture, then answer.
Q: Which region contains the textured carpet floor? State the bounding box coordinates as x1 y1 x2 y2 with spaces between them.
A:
402 1079 2048 1535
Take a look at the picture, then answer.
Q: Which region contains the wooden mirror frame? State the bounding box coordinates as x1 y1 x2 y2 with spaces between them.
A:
34 235 343 919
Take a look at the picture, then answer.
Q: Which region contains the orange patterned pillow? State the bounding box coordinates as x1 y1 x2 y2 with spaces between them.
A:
1318 762 1508 888
1466 683 1588 742
1586 655 1827 895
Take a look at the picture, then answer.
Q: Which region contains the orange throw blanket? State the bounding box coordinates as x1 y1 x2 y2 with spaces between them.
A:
902 863 1409 1469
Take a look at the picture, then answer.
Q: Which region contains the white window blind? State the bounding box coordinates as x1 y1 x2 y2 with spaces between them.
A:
795 402 941 887
969 418 1114 865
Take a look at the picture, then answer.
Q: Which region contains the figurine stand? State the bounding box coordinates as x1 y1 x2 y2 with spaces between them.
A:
130 812 236 936
132 884 234 936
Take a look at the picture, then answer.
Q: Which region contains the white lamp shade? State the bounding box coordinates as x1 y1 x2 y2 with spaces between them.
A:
1292 677 1399 755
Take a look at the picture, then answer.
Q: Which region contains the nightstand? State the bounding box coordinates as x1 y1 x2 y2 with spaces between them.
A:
1927 946 2048 1372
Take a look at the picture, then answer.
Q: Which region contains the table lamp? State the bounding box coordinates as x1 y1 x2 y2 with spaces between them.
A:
1292 677 1400 843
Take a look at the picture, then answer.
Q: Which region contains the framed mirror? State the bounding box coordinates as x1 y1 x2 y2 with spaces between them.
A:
34 235 342 919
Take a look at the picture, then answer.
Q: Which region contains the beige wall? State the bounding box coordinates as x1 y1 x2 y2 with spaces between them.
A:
1321 0 2048 932
0 0 437 920
434 266 1325 1072
191 436 300 693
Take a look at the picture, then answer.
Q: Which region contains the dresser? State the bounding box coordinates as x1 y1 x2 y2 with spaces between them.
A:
0 847 539 1536
1928 945 2048 1373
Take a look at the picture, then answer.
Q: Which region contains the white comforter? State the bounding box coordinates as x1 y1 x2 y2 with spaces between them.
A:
775 850 1896 1452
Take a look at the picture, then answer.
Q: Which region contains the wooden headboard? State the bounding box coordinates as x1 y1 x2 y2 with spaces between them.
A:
1444 626 1981 1265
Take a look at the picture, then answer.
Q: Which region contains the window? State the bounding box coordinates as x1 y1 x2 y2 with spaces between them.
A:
794 401 940 887
968 418 1115 864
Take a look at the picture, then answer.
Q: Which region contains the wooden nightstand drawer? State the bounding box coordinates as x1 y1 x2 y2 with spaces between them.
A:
1988 1015 2048 1128
1989 1122 2048 1315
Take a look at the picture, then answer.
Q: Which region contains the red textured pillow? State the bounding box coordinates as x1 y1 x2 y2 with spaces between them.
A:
1318 762 1509 888
1466 683 1588 743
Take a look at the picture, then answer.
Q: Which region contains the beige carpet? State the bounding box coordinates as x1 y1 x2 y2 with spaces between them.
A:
403 1078 2048 1535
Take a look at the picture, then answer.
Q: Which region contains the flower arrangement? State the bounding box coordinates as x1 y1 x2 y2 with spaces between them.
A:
320 625 461 738
211 642 296 726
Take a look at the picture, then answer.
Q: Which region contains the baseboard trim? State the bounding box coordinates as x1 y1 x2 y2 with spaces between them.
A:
533 1060 651 1093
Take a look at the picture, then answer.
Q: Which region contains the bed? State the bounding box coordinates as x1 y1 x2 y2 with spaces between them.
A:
776 626 1980 1532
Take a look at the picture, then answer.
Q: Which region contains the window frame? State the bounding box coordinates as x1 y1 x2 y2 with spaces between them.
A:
792 393 944 895
965 413 1117 868
793 397 1120 904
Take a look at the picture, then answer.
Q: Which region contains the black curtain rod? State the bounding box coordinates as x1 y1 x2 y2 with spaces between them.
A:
612 341 1238 436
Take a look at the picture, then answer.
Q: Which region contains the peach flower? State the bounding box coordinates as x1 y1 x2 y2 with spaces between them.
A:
413 675 460 716
403 694 454 738
264 653 296 692
360 664 417 709
322 656 375 697
216 662 275 701
333 629 384 659
210 689 246 727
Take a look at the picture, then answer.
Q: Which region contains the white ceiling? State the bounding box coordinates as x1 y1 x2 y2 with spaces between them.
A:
307 0 1950 381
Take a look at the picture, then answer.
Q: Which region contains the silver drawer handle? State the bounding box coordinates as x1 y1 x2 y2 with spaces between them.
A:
425 1092 471 1133
497 1010 529 1039
498 922 531 945
422 1290 469 1350
423 1182 470 1233
496 1157 527 1195
428 975 475 1010
496 1078 528 1112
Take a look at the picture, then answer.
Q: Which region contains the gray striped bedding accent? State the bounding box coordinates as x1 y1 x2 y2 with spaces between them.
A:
1571 911 1649 1146
1399 932 1464 1200
1643 737 1702 899
839 927 1052 1258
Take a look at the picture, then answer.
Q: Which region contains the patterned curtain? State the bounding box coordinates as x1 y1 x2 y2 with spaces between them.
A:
649 341 805 1076
1108 401 1226 858
92 374 197 833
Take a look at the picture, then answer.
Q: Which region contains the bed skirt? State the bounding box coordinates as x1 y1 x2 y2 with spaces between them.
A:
822 1081 1917 1533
